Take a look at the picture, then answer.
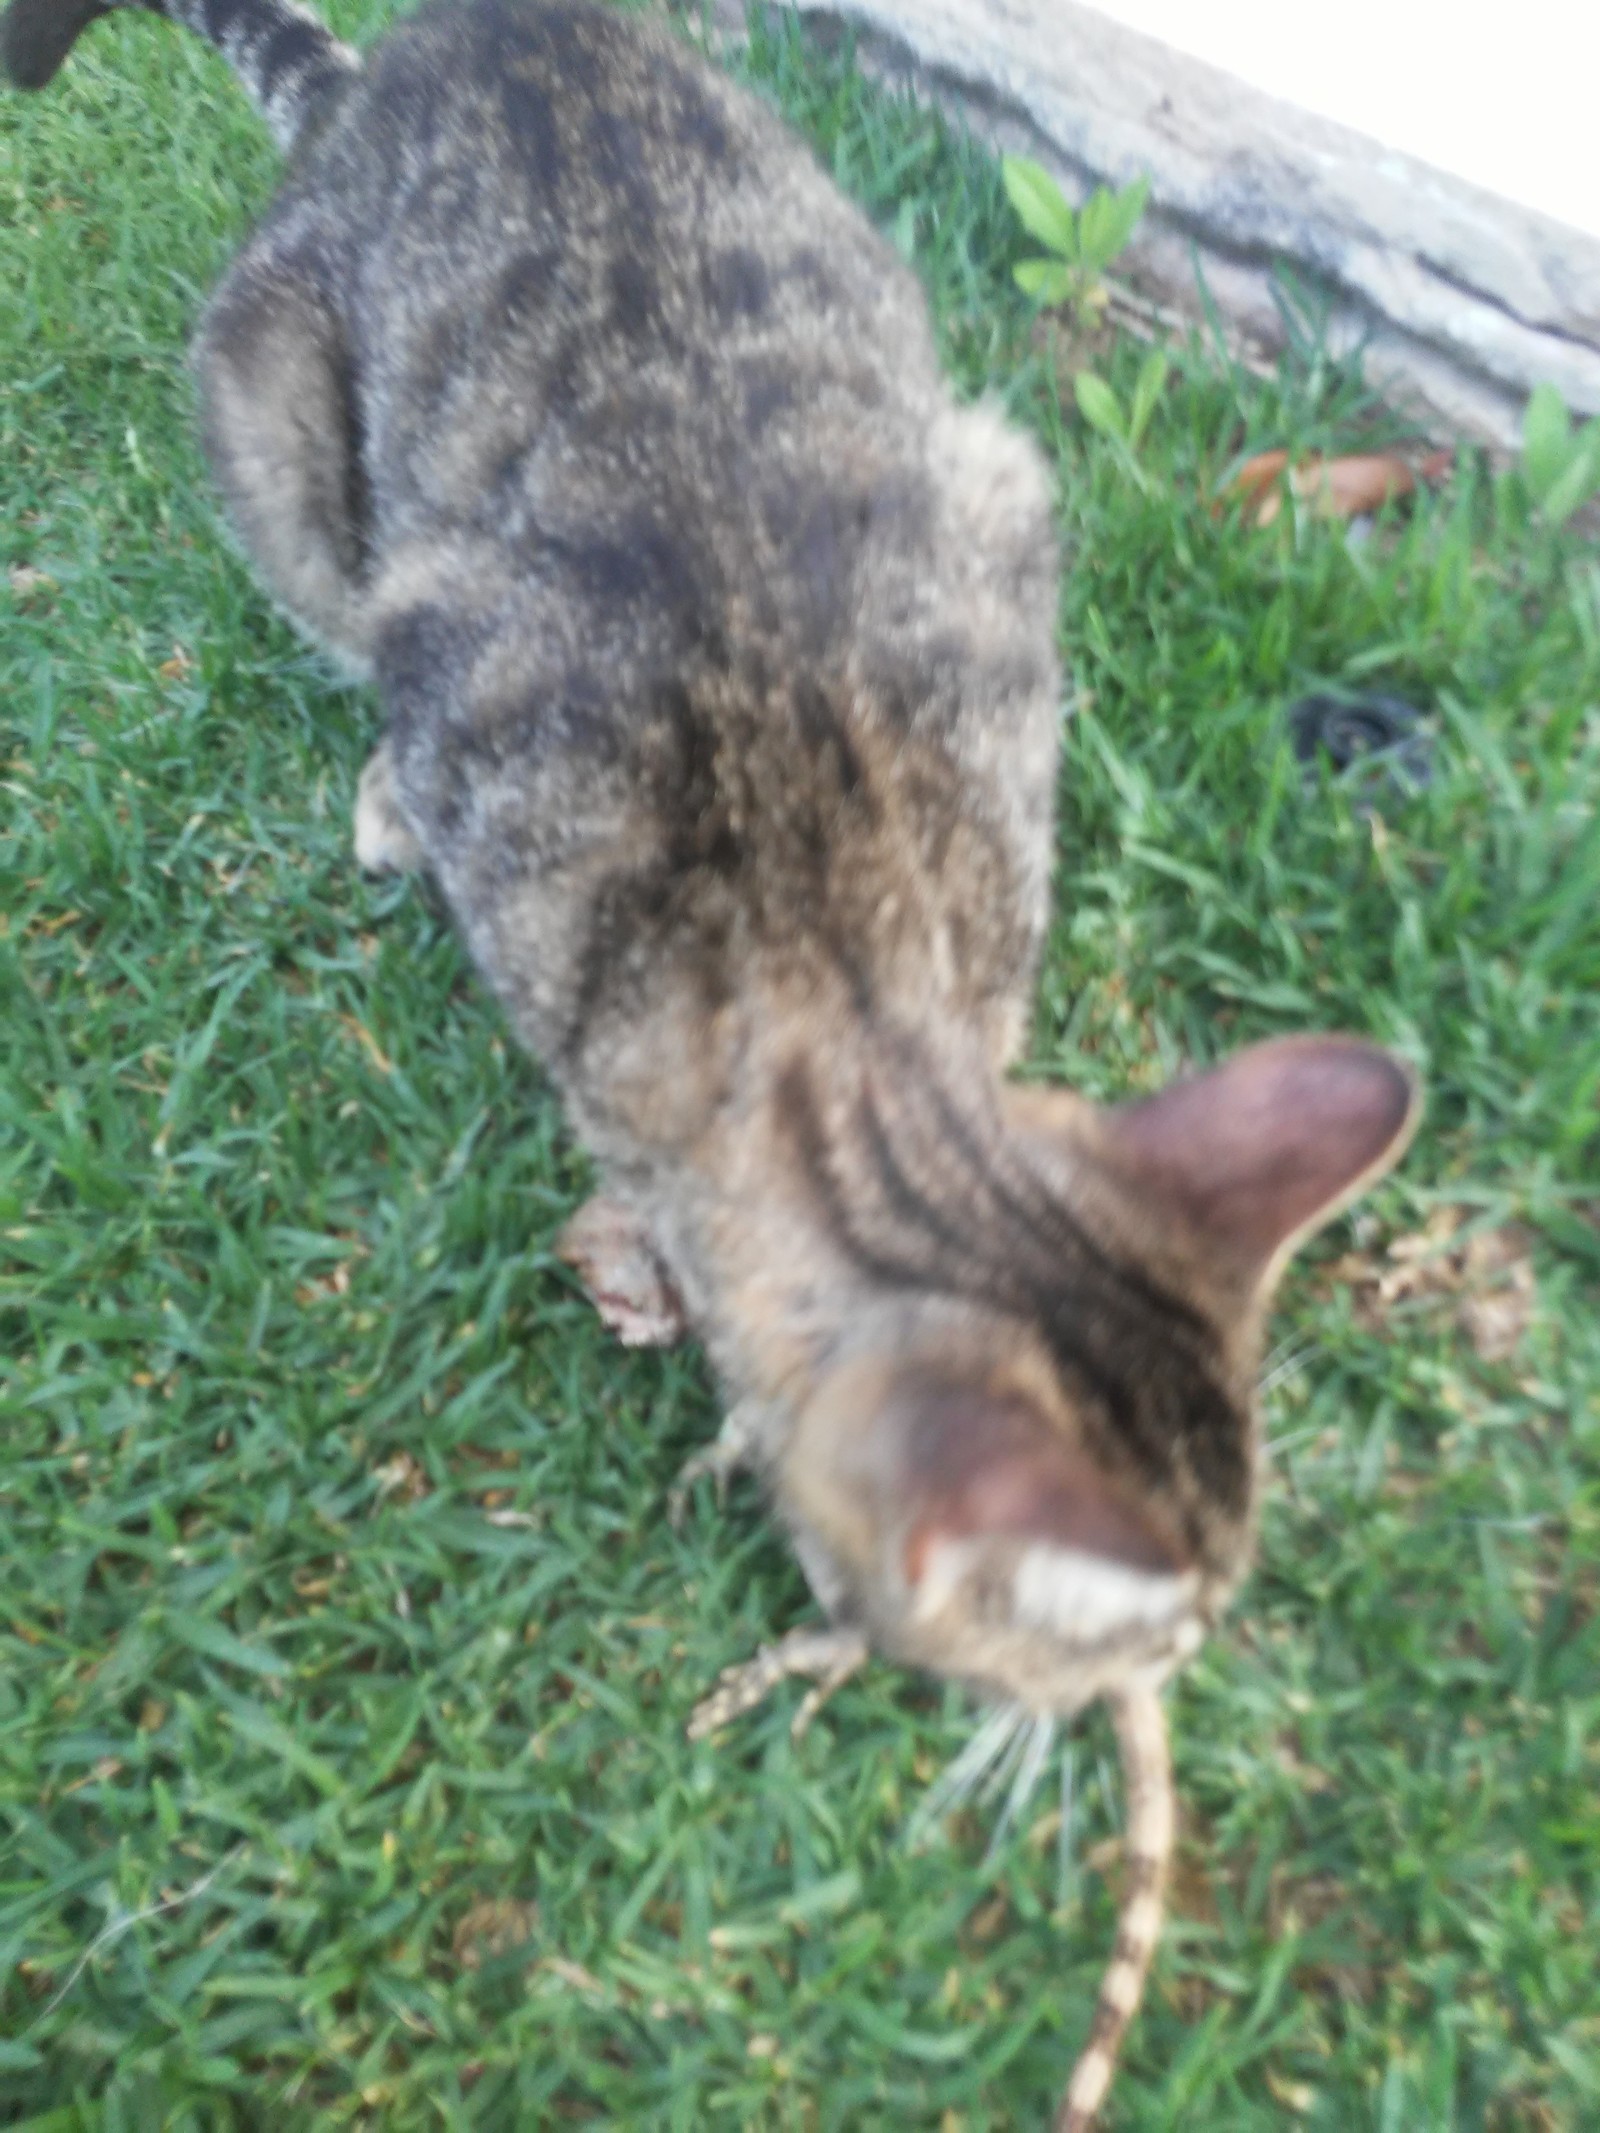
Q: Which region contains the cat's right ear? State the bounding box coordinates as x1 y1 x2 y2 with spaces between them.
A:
1097 1035 1420 1295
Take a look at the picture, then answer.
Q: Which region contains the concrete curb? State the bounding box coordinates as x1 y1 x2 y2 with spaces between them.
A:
733 0 1600 448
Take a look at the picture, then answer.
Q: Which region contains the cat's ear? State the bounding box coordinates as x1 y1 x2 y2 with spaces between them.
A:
896 1386 1190 1626
1099 1035 1419 1291
783 1364 1198 1644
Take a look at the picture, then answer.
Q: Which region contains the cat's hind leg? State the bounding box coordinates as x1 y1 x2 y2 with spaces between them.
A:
192 243 373 669
354 739 426 874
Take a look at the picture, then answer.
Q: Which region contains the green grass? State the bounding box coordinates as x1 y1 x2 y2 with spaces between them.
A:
3 4 1598 2127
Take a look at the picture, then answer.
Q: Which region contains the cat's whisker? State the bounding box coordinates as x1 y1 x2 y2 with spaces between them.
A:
943 1703 1028 1815
1266 1418 1323 1456
1056 1742 1078 1910
906 1703 1026 1849
1259 1331 1302 1378
1259 1344 1313 1400
977 1702 1035 1812
984 1712 1056 1867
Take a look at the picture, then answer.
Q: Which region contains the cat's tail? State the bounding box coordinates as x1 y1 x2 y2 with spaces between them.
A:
1 0 358 150
1055 1685 1175 2133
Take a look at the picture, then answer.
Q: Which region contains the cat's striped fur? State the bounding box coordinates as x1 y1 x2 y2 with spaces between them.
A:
5 0 1421 2121
1057 1686 1174 2133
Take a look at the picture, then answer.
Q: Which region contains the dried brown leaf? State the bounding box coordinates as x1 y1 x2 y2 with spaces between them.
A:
452 1897 538 1970
1323 1207 1538 1361
372 1450 430 1502
1221 450 1419 527
539 1954 605 1996
294 1260 354 1306
1226 447 1291 511
963 1893 1011 1945
339 1012 393 1076
1265 2071 1318 2114
1457 1224 1538 1361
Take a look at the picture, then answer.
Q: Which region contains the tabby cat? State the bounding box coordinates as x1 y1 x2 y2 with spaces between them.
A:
3 0 1419 2120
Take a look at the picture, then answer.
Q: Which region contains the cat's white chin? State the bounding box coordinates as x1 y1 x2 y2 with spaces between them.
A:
909 1534 1199 1652
1012 1545 1199 1644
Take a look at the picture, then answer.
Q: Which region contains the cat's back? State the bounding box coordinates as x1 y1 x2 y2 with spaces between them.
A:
227 0 1062 1131
284 0 935 540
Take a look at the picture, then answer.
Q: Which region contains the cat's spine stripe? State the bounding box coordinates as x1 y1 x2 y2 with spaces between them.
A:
781 1044 1245 1548
779 1061 943 1297
912 1056 1212 1343
839 1061 1244 1522
808 1067 1179 1522
0 0 357 146
857 1081 979 1274
1056 1686 1174 2133
902 1079 1247 1510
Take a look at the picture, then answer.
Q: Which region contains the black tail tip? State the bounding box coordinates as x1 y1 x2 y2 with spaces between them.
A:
2 0 113 88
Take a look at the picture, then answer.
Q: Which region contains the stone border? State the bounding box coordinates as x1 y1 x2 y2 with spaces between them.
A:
729 0 1600 449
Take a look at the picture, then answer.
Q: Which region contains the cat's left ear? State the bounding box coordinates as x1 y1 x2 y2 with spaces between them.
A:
1098 1035 1420 1294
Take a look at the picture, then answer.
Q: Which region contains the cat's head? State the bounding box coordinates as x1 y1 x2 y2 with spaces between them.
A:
772 1036 1419 1715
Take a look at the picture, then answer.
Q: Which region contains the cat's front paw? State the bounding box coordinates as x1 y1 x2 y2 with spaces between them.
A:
353 742 425 874
557 1195 688 1348
667 1399 761 1527
686 1625 869 1743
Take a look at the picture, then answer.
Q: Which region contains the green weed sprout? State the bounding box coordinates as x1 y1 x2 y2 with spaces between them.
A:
1001 156 1149 323
1521 381 1600 528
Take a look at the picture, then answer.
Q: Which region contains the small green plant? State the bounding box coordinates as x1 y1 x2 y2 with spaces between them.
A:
1071 348 1170 491
1520 381 1600 527
1001 156 1150 321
